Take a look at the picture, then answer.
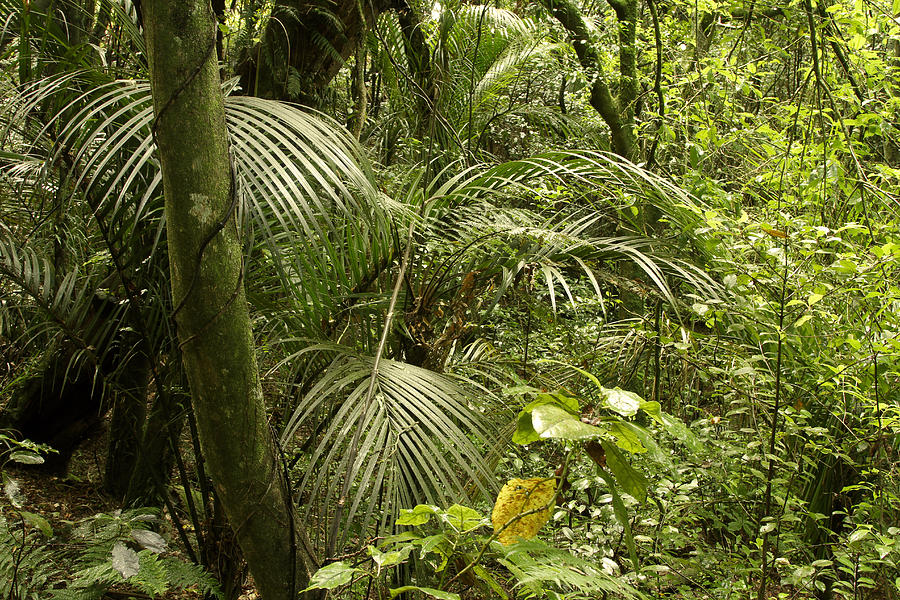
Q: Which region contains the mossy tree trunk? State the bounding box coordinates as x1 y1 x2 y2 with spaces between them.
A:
540 0 637 162
142 2 315 597
236 0 401 104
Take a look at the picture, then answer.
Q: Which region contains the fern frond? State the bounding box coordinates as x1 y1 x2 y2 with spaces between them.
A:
498 538 643 599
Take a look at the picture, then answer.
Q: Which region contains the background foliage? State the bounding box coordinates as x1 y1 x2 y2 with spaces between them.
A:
1 0 898 598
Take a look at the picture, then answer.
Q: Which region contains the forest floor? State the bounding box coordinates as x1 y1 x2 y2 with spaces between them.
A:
4 427 259 600
7 430 117 525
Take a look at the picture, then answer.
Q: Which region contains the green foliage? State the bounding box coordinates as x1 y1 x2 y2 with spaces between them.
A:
4 0 900 598
0 511 59 600
0 432 56 469
0 497 220 600
305 502 641 600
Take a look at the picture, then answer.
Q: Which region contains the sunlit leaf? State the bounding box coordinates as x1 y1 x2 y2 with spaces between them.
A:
301 561 360 592
443 504 485 532
532 404 600 440
397 504 439 526
602 387 643 417
492 478 556 545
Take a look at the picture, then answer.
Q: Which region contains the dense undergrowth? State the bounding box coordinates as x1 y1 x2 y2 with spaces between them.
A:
1 0 899 599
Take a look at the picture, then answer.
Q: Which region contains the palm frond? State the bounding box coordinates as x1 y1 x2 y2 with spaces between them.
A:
228 97 398 335
415 153 719 311
0 227 99 346
279 344 498 555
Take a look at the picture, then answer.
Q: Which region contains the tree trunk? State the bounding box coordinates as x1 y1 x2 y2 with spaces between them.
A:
103 336 151 500
142 2 315 598
236 0 401 104
540 0 637 162
347 42 368 139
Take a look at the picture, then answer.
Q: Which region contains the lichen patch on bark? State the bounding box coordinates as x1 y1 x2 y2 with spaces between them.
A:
189 193 214 224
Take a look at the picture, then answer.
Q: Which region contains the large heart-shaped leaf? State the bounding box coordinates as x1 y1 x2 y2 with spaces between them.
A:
532 404 601 441
602 387 643 417
301 561 360 592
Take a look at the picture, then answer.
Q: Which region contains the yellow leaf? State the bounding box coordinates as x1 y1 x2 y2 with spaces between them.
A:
491 478 556 545
761 226 788 239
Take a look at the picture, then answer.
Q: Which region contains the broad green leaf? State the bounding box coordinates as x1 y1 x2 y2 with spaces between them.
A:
9 451 44 465
793 565 816 579
416 533 450 558
368 544 413 569
532 404 600 440
19 510 53 537
602 441 648 503
513 409 540 445
848 528 870 544
301 561 360 592
443 504 484 532
503 385 541 396
397 504 439 526
602 387 643 416
545 392 580 414
390 586 460 600
606 421 647 454
521 392 579 414
639 401 662 422
793 314 812 328
831 258 857 274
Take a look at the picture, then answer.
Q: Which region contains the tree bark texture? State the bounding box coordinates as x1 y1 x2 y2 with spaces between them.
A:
237 0 401 103
347 42 368 139
540 0 637 162
142 2 314 597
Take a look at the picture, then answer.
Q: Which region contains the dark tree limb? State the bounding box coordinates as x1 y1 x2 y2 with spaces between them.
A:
237 0 403 104
540 0 637 161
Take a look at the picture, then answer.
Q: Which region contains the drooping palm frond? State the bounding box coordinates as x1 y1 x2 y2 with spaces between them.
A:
1 72 398 336
279 344 498 554
0 227 102 348
414 151 720 310
442 150 703 231
227 97 398 335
